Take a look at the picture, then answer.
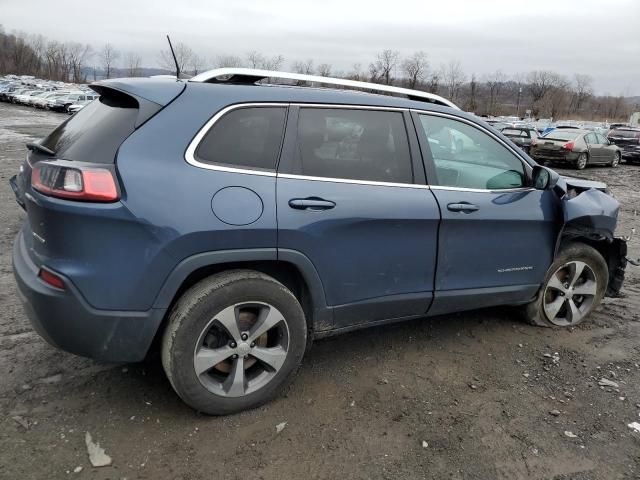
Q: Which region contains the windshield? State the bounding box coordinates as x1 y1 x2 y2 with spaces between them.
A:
610 129 640 139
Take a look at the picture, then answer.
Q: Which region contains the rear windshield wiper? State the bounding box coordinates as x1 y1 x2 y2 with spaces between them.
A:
26 142 55 156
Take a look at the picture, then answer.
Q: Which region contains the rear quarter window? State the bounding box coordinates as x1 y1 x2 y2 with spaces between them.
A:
195 107 287 171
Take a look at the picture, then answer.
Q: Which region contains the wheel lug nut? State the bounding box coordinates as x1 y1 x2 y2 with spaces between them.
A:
230 342 236 348
232 354 238 359
250 342 255 348
241 333 248 341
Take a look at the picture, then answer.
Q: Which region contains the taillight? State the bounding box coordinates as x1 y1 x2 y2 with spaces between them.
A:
31 162 119 202
562 141 575 151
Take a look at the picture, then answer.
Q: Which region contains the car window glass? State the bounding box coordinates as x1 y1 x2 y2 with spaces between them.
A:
419 114 525 190
585 133 597 144
530 130 538 139
596 133 608 144
291 108 413 184
195 107 287 171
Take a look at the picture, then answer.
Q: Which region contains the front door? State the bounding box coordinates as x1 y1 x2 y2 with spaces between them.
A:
277 106 440 329
413 112 560 316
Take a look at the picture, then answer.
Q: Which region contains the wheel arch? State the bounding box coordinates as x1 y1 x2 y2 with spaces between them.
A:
150 249 331 347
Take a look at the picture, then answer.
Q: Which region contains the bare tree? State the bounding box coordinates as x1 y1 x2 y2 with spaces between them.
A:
316 63 332 77
214 54 242 68
369 49 399 85
442 60 466 101
292 59 314 75
246 50 264 68
262 54 284 70
100 43 119 79
158 42 192 75
572 74 593 113
467 74 478 112
484 70 506 114
401 51 428 89
527 70 567 103
125 52 142 77
426 71 441 94
190 54 205 75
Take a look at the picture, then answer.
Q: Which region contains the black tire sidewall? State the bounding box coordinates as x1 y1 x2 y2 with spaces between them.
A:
163 272 307 415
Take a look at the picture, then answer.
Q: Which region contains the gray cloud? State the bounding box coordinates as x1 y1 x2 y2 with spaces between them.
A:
1 0 638 94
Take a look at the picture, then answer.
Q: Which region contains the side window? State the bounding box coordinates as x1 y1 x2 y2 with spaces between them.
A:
292 108 413 184
419 115 525 190
530 130 539 139
196 107 287 171
596 133 608 144
585 133 597 145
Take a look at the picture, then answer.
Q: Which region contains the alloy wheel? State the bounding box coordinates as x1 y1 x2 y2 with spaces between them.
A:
543 261 598 326
611 152 620 167
576 154 587 170
193 302 289 397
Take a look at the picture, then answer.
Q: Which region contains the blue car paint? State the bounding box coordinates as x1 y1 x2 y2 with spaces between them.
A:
11 78 623 362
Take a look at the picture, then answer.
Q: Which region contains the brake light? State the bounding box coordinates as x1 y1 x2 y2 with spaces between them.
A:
32 162 119 202
562 141 575 151
38 269 65 290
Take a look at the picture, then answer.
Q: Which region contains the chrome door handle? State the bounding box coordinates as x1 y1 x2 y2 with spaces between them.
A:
288 198 336 210
447 202 479 213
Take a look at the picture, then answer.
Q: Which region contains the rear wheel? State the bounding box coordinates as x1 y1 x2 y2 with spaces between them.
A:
610 151 620 167
161 270 307 415
523 242 607 327
575 153 588 170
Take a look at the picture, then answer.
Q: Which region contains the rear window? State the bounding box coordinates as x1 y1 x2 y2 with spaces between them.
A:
195 107 287 171
502 129 528 137
610 129 640 138
40 91 139 164
542 131 580 141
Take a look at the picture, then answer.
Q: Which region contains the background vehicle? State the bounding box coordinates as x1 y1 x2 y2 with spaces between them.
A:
608 127 640 163
531 128 621 169
11 70 626 415
501 126 539 154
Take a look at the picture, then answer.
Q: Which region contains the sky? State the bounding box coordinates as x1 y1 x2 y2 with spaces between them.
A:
1 0 639 95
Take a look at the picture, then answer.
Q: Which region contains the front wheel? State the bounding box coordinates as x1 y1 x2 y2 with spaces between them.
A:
575 153 588 170
161 270 307 415
523 242 608 327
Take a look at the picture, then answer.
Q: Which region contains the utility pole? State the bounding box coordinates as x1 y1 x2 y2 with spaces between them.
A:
516 87 522 118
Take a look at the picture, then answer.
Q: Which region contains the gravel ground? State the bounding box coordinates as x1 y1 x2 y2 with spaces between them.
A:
0 102 639 480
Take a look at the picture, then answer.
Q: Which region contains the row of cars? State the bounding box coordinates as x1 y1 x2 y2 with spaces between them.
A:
0 75 97 114
484 117 640 169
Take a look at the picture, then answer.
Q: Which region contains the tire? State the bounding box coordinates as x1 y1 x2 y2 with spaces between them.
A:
161 270 307 415
523 242 608 327
575 153 588 170
610 152 620 168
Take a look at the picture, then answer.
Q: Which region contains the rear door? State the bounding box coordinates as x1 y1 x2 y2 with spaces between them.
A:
584 133 602 162
276 106 440 329
414 111 559 316
596 133 615 163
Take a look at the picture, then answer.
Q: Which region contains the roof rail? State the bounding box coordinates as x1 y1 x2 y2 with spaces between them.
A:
189 68 459 109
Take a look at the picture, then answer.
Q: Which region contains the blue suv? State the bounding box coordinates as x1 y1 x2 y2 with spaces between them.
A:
11 69 627 414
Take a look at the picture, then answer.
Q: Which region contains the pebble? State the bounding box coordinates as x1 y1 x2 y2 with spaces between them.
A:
276 422 287 434
564 431 578 438
422 441 429 448
598 378 619 388
73 466 83 473
549 409 561 416
523 373 530 378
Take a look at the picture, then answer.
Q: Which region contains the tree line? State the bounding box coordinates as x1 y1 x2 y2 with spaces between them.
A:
1 26 636 121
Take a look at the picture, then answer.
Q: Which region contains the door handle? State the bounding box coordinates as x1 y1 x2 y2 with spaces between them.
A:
288 198 336 210
447 202 479 213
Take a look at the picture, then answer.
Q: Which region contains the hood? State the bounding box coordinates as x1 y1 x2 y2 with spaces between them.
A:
559 175 607 193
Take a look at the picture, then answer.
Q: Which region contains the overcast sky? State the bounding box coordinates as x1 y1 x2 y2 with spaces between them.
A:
2 0 639 95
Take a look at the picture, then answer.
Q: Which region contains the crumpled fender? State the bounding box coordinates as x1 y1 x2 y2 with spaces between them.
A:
561 188 620 237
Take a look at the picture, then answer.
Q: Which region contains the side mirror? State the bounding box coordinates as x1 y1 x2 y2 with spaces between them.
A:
532 165 559 190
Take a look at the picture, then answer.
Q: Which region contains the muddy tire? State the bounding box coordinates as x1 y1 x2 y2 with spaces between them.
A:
575 153 588 170
523 242 608 328
161 270 307 415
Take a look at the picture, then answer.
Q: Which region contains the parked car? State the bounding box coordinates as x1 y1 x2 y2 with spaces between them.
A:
500 127 539 154
11 69 627 415
530 129 621 169
67 99 94 114
49 92 97 112
607 127 640 164
33 92 64 109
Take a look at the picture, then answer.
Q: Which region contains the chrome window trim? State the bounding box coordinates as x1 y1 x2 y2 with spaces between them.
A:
184 102 537 194
188 68 459 110
277 173 431 189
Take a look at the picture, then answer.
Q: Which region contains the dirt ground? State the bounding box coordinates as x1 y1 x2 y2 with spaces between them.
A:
0 102 639 480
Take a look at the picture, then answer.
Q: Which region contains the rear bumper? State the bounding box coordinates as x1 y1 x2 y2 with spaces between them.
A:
531 151 579 163
12 228 166 362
